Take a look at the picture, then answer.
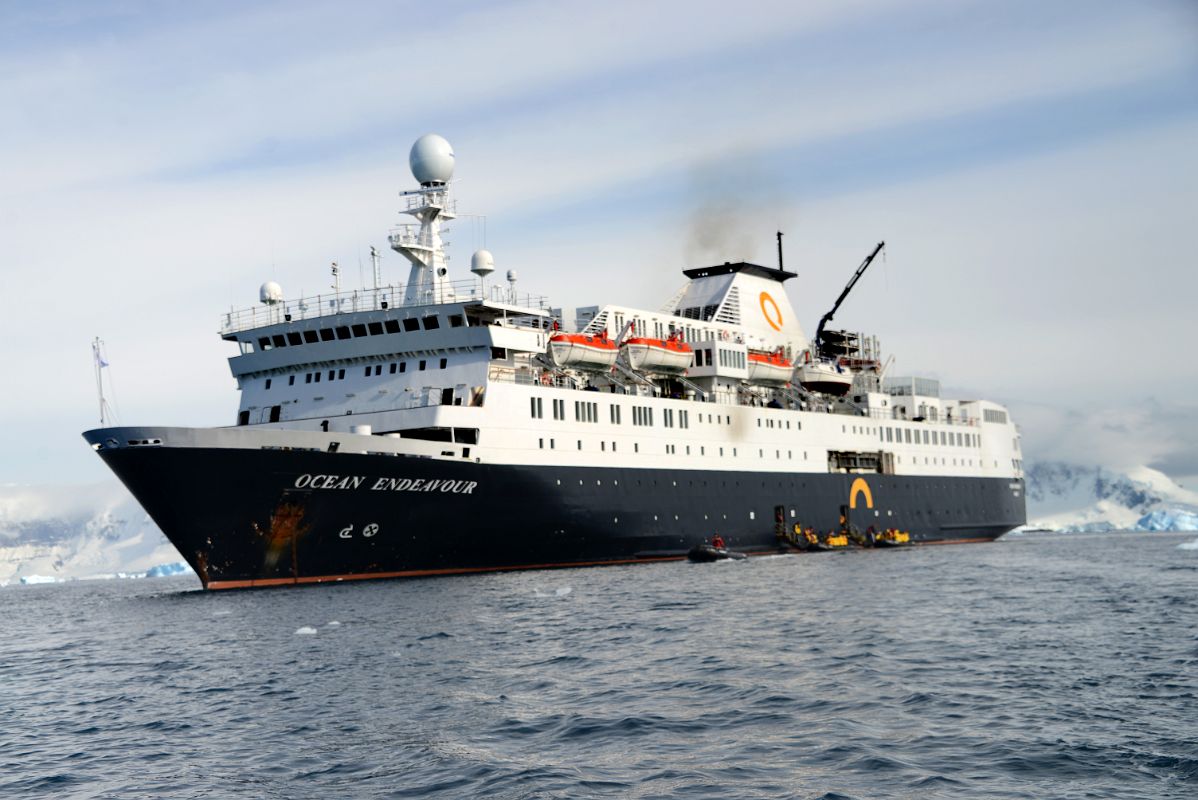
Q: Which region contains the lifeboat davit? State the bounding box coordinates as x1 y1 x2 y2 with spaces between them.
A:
746 349 793 385
622 335 693 373
549 332 618 371
796 359 853 395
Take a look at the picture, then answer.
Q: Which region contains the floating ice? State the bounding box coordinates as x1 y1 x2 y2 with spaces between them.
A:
1135 508 1198 532
327 621 341 627
20 575 58 585
1178 538 1198 551
534 586 573 598
145 561 193 578
295 626 318 635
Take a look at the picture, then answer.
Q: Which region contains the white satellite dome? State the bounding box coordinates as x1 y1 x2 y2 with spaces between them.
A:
409 134 455 185
470 249 495 277
259 281 283 305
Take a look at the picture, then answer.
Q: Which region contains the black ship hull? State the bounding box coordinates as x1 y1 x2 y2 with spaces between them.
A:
97 446 1025 590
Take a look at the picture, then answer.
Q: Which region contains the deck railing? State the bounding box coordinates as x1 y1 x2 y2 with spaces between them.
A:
220 281 551 336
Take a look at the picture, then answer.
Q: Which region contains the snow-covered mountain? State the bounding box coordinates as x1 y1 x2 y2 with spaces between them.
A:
0 482 187 585
1025 462 1198 532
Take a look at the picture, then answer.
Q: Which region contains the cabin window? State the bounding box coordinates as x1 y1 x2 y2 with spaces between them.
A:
265 378 272 390
374 365 382 376
288 375 295 386
368 322 384 336
390 363 397 374
302 330 318 344
439 358 448 369
531 398 543 419
403 318 420 332
422 315 440 330
271 334 287 348
553 399 565 420
327 370 335 381
319 328 335 341
364 367 371 377
610 405 621 424
258 337 272 351
314 372 321 383
449 314 464 328
305 373 312 384
287 332 302 346
338 369 345 379
351 323 368 337
384 320 401 334
399 362 407 373
419 360 427 371
335 326 351 340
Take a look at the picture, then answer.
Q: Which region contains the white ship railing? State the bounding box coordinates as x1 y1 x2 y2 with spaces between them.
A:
221 281 551 335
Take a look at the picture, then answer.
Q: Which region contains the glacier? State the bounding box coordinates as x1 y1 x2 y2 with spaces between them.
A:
0 481 186 585
1024 462 1198 532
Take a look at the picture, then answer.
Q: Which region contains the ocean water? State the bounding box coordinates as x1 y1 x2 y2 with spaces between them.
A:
2 532 1196 799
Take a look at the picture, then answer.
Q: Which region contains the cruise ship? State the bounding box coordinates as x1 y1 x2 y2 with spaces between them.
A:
84 135 1026 590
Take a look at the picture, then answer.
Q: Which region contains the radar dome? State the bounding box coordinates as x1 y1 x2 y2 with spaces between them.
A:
470 249 495 277
259 281 283 305
409 134 455 185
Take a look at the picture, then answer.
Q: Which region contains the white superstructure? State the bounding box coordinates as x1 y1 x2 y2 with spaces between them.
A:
204 136 1022 484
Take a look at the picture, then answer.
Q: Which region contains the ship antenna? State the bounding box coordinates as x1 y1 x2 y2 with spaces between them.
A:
92 337 115 426
370 245 382 290
776 231 784 270
331 261 341 294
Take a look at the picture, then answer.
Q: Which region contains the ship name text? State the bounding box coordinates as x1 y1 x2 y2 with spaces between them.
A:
293 473 478 494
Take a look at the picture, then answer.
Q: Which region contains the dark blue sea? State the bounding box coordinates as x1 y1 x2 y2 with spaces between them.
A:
3 531 1196 799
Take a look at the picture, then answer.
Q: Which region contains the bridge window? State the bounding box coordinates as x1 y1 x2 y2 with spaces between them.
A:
319 328 335 341
403 318 420 332
351 324 368 337
335 326 351 340
448 314 465 328
271 334 286 348
303 330 319 344
287 332 302 346
368 322 384 336
422 315 440 330
385 320 401 334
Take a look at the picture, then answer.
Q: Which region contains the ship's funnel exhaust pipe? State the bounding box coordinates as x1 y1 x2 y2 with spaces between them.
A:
776 231 784 270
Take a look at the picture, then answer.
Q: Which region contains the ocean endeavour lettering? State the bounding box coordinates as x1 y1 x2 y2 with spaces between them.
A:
292 474 477 494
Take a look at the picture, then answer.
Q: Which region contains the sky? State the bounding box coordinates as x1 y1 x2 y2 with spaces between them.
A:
1 0 1196 487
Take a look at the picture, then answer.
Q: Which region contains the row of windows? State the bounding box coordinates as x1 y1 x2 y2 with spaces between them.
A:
254 313 465 352
717 349 746 369
574 401 598 423
264 357 449 390
662 409 690 429
881 426 980 448
632 406 654 426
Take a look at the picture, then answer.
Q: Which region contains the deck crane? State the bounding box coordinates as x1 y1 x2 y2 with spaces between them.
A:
813 241 885 358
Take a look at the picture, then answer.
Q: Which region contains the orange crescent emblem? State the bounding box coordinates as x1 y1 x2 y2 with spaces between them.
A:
849 478 873 509
759 292 783 331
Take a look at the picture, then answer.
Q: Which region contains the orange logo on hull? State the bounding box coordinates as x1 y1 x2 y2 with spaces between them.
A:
849 478 873 509
759 292 783 331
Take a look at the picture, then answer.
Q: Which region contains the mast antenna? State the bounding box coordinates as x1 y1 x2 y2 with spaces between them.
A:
370 246 382 290
92 337 115 425
776 231 784 270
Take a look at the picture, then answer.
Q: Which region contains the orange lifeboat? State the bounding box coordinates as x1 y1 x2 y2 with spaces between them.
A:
621 333 693 373
746 349 793 385
549 331 618 370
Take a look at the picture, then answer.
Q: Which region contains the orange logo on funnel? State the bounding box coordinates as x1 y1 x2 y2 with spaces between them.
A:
759 292 783 331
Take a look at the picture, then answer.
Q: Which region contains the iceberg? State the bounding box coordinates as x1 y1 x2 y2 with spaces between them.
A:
19 574 59 585
1135 508 1198 532
145 561 193 578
